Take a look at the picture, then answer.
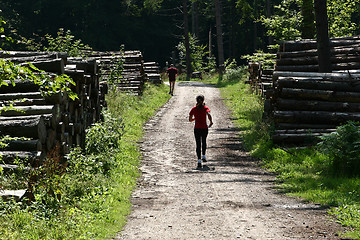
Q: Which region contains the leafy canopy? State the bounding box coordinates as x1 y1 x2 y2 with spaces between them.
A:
260 0 360 43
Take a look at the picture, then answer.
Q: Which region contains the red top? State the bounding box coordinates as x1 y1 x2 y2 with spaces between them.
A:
189 105 210 129
167 67 178 81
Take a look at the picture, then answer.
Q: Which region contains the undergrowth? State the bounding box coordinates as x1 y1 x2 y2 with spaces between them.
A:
0 82 170 239
208 69 360 239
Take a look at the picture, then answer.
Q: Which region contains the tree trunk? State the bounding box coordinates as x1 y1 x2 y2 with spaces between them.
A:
209 28 212 58
266 0 274 45
2 139 42 152
0 80 40 93
301 0 316 39
183 0 192 80
0 116 47 143
272 132 322 144
253 0 258 50
277 78 360 92
276 98 360 112
274 110 360 124
191 1 199 37
280 88 360 102
273 71 360 80
314 0 331 72
214 0 225 73
20 58 65 74
0 105 56 116
276 122 337 129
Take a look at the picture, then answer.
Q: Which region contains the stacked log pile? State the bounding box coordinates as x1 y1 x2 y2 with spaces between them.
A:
144 62 162 84
247 62 275 98
265 36 360 145
121 51 145 94
270 71 360 145
89 50 145 95
247 62 260 92
0 50 107 200
276 36 360 73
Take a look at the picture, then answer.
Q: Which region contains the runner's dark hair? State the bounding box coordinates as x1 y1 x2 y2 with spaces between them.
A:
196 95 205 109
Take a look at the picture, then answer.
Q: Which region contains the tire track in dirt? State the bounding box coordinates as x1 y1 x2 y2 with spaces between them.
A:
115 82 345 240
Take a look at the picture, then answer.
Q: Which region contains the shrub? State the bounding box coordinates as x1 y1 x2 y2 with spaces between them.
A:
85 111 124 154
223 59 247 82
318 121 360 177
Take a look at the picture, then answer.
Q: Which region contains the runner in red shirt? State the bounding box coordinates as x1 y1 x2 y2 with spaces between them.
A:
166 64 178 96
189 95 213 169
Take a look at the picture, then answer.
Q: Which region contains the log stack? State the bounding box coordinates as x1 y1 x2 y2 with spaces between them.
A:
270 72 360 145
247 62 260 93
121 50 145 94
89 50 145 95
247 61 275 98
0 50 107 200
263 36 360 146
276 36 360 73
144 62 162 84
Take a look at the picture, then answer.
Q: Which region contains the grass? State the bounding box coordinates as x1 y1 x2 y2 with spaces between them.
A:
0 82 171 239
204 71 360 239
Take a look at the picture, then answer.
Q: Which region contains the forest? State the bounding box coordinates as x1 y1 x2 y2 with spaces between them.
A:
1 0 359 68
2 0 360 239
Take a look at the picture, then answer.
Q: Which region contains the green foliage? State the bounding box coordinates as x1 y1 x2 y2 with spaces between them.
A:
328 0 360 37
143 0 164 11
241 50 276 70
318 121 360 177
0 60 77 100
331 204 360 238
107 49 125 90
259 0 302 42
176 34 212 73
85 111 124 154
0 152 29 190
0 82 170 239
223 59 247 82
21 28 93 57
30 144 66 214
260 0 360 41
0 16 13 49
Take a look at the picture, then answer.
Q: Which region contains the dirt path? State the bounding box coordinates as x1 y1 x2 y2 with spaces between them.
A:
115 82 344 240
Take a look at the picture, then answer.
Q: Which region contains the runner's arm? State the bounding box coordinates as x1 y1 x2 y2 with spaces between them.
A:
207 112 213 127
189 114 195 122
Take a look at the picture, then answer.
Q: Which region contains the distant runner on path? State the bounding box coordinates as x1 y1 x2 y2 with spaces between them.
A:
189 94 213 169
166 64 178 95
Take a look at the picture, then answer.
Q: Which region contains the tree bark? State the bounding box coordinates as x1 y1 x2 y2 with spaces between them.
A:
314 0 331 72
266 0 274 45
276 98 360 112
276 122 337 129
0 116 47 143
277 78 360 92
280 88 360 102
301 0 316 39
191 1 199 37
183 0 192 79
276 63 360 72
273 71 360 80
272 133 322 144
274 110 360 124
20 58 65 74
0 105 56 116
214 0 225 73
1 139 42 152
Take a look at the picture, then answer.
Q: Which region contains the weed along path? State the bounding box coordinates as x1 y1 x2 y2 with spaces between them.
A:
116 82 344 240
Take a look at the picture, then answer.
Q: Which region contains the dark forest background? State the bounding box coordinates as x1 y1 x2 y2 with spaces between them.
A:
1 0 360 67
